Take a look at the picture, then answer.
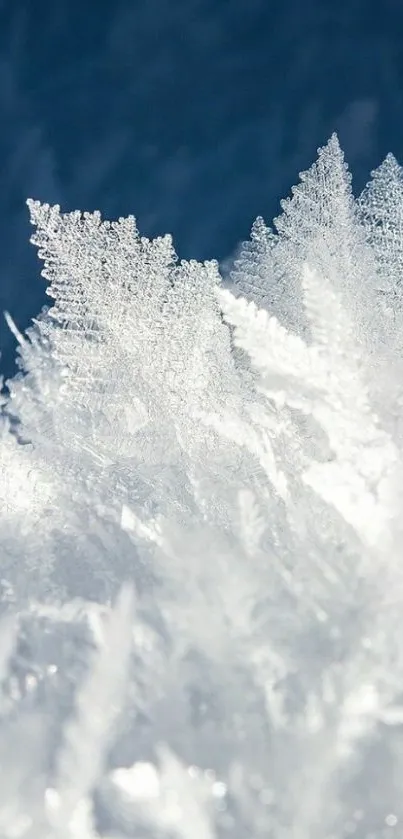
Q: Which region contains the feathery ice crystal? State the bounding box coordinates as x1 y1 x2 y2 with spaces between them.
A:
1 134 403 838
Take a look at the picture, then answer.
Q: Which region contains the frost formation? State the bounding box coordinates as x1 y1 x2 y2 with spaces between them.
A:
1 134 403 837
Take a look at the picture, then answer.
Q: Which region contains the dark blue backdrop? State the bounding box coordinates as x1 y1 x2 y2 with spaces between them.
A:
0 0 402 379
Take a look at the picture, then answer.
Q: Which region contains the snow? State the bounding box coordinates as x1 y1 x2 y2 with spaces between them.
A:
0 135 403 837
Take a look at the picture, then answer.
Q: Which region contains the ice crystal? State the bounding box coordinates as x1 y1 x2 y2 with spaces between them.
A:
0 135 403 838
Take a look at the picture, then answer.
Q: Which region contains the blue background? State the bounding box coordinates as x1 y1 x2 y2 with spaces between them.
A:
0 0 402 380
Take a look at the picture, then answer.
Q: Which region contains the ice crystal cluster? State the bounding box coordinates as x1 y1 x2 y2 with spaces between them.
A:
1 135 403 838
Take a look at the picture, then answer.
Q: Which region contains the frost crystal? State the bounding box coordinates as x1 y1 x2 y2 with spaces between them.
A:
1 135 403 838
